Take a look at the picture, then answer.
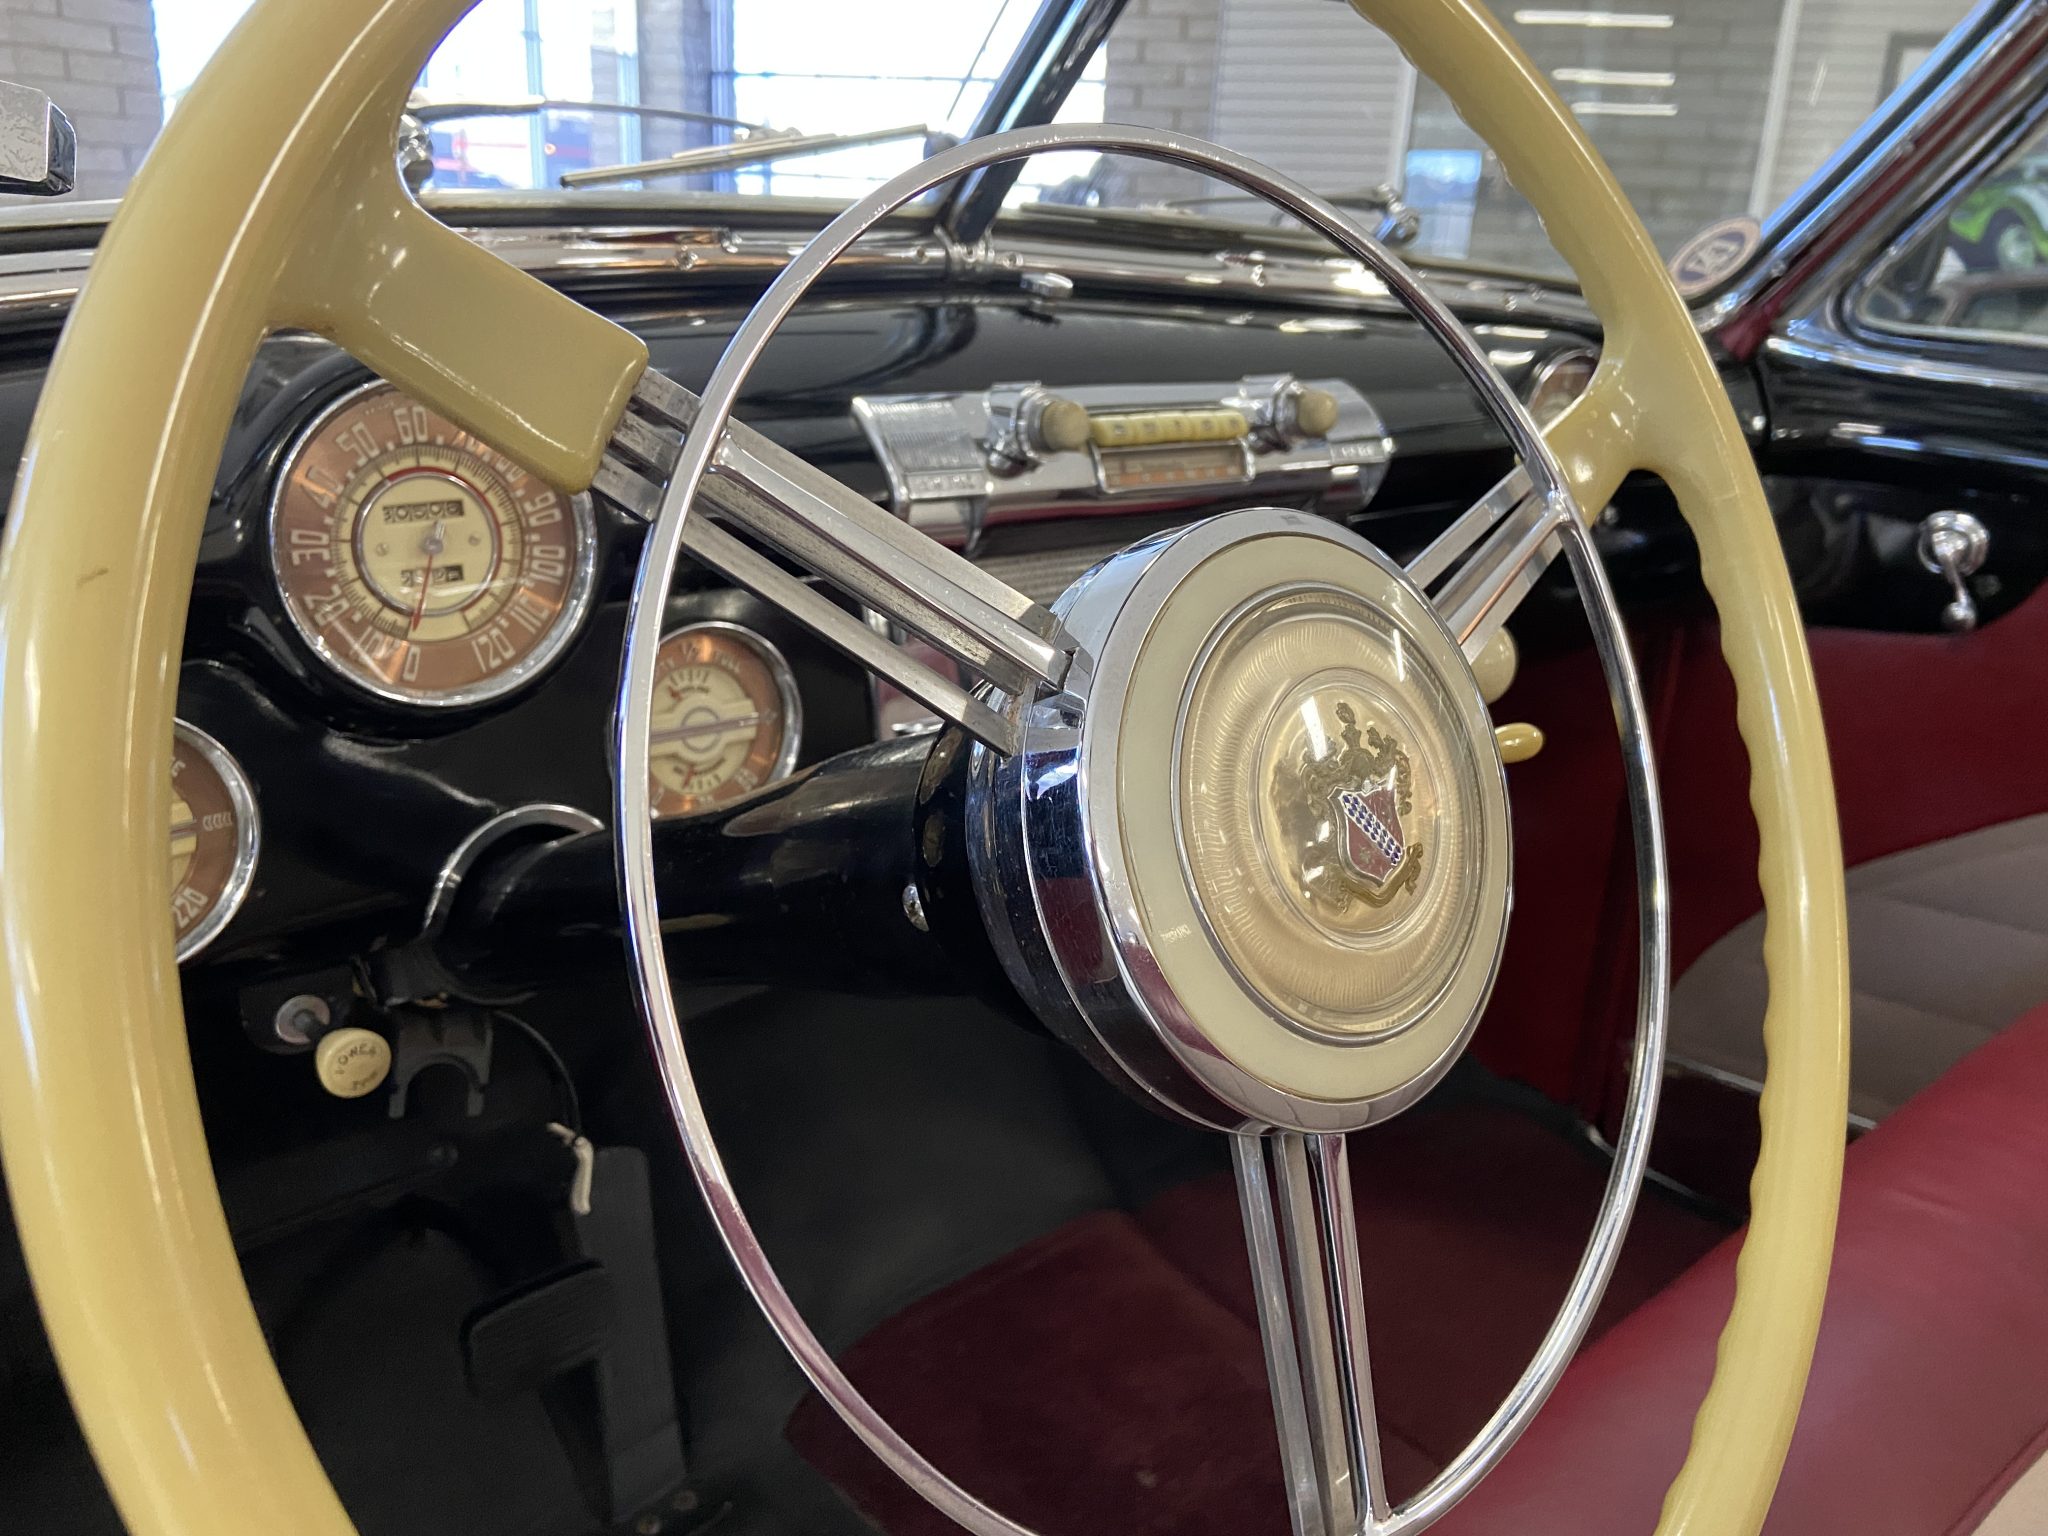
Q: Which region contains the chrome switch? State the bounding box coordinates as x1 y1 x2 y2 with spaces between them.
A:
1916 510 1990 632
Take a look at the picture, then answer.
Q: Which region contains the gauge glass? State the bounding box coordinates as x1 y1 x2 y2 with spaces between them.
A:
648 623 802 817
270 381 598 707
1526 348 1599 430
170 722 260 963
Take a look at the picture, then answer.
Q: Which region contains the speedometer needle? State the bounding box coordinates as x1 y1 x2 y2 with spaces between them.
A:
408 518 446 633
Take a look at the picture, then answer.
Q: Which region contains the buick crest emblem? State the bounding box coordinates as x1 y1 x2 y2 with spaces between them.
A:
1336 776 1407 890
1274 700 1424 910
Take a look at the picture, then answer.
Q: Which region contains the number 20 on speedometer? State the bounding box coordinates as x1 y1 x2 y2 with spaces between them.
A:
269 381 598 707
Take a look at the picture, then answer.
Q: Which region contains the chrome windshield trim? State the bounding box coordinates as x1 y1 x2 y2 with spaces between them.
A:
0 212 1594 331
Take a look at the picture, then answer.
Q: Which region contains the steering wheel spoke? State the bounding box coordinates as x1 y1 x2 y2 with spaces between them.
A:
1237 1132 1390 1536
1407 371 1640 660
596 367 1070 753
1407 467 1571 661
287 193 647 495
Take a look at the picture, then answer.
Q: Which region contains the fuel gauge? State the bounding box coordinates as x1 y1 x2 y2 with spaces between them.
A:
170 722 261 962
647 623 802 817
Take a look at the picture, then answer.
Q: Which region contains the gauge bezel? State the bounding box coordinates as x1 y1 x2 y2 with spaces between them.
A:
171 719 262 964
266 378 601 710
1523 344 1600 429
650 620 805 813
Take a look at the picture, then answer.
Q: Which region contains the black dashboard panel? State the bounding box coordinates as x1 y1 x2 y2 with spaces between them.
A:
0 284 1608 1001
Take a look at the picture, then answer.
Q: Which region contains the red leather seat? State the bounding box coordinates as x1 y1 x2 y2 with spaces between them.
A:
1435 1002 2048 1535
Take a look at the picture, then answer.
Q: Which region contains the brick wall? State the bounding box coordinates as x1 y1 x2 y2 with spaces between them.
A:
1401 0 1782 270
1100 0 1982 272
1101 0 1221 207
0 0 160 199
1211 0 1410 205
1761 0 1975 208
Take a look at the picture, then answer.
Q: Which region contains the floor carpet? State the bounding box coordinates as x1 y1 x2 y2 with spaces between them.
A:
787 1094 1728 1535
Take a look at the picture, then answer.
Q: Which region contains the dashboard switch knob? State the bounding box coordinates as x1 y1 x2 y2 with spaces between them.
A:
315 1027 393 1100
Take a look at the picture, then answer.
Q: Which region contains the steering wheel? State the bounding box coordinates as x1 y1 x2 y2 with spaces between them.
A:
0 1 1848 1534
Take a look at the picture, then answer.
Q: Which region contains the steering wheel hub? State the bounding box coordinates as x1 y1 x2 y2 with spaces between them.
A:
975 508 1511 1132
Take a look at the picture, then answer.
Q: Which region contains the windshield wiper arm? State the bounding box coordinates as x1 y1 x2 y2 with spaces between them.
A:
407 95 772 134
559 123 932 189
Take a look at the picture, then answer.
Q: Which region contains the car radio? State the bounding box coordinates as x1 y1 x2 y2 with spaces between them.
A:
851 373 1393 546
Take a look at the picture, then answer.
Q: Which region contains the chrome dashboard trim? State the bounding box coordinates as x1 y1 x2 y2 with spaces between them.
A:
171 719 262 965
420 802 603 941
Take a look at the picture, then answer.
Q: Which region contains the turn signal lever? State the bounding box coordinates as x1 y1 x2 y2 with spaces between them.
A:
1917 510 1989 632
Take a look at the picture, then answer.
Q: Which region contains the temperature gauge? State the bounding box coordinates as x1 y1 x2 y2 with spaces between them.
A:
647 623 802 818
170 722 261 962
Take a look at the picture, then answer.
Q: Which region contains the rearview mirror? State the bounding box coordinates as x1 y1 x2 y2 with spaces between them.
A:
0 80 75 197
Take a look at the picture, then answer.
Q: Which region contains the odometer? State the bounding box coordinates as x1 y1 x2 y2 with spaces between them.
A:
170 722 260 963
270 381 597 707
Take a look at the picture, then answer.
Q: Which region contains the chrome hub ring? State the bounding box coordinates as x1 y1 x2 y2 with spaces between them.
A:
972 509 1513 1132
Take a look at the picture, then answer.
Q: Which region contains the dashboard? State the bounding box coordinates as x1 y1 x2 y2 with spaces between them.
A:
0 284 1619 1024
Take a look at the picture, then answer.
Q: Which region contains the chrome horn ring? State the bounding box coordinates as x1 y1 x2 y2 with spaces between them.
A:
614 124 1668 1536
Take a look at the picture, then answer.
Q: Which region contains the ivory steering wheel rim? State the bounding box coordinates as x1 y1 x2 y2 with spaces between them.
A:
0 3 1849 1536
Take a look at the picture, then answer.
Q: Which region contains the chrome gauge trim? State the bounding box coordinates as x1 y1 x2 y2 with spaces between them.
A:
420 802 603 940
657 620 805 791
171 719 261 964
1523 344 1600 428
266 377 601 710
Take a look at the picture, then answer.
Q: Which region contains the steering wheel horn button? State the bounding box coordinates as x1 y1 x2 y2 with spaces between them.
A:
973 508 1512 1132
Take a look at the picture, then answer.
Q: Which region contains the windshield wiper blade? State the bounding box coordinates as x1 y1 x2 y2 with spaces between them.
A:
558 123 932 189
407 95 772 135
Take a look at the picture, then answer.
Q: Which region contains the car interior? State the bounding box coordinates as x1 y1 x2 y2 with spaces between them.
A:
1 1 2046 1534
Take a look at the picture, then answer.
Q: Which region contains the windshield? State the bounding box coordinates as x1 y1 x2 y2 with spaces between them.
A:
0 0 1988 279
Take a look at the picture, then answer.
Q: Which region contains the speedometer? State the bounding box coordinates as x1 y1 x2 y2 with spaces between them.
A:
269 381 598 707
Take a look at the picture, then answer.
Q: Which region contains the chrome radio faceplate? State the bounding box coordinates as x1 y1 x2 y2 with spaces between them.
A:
851 374 1392 544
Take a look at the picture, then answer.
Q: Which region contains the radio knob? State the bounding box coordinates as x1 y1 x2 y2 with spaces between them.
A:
986 382 1090 470
1034 395 1091 454
1291 387 1341 441
1241 374 1343 446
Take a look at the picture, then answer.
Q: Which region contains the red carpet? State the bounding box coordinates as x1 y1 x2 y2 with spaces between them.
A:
787 1097 1726 1534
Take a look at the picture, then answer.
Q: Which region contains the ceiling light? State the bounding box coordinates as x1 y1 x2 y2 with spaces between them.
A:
1569 100 1679 116
1514 10 1675 28
1552 67 1677 86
